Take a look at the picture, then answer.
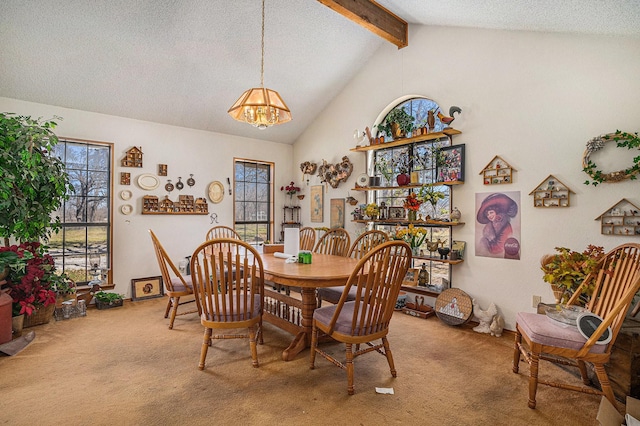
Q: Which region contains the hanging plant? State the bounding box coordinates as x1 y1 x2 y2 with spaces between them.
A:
582 130 640 186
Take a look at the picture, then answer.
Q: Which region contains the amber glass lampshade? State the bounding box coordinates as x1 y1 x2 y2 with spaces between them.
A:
227 87 291 129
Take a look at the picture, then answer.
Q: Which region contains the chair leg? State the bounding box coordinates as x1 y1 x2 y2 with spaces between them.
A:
577 360 590 385
346 343 355 395
168 296 180 330
164 297 172 318
199 328 212 370
309 324 318 369
257 318 264 345
527 351 540 409
512 328 522 373
594 363 617 408
382 337 397 378
249 325 259 368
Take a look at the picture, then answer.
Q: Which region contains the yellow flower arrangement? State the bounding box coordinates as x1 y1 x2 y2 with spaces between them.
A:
393 224 427 249
364 203 380 218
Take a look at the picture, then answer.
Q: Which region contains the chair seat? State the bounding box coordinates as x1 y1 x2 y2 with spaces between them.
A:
317 286 357 305
314 301 375 335
170 276 193 293
516 311 606 354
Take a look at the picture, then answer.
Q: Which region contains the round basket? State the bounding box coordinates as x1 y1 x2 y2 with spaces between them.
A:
435 288 473 326
23 303 55 328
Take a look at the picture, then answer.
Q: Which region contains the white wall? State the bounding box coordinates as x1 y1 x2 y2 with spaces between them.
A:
0 97 294 299
293 25 640 329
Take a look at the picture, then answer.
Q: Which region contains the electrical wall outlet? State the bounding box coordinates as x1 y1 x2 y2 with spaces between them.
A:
532 295 542 308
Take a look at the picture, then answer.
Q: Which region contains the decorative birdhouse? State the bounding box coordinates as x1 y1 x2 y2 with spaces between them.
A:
479 155 515 185
596 198 640 236
529 175 573 207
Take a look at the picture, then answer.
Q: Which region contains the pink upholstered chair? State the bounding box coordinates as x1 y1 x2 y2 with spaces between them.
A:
310 240 411 395
513 243 640 409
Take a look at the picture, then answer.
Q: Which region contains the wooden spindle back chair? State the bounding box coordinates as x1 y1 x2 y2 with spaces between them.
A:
313 228 351 257
190 238 264 370
317 230 390 307
310 240 411 394
299 227 316 251
513 243 640 409
148 229 198 329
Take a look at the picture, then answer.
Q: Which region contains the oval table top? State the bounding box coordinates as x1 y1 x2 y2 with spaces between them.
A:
259 253 359 288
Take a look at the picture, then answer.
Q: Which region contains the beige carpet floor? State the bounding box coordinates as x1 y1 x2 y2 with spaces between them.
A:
0 297 606 425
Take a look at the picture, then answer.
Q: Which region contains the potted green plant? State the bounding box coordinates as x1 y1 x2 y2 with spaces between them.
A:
375 107 415 139
94 291 124 310
541 245 605 305
0 113 72 246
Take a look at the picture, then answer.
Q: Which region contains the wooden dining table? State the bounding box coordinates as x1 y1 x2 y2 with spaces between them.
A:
259 252 360 361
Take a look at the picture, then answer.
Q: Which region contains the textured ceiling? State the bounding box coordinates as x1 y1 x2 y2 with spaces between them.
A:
1 0 639 144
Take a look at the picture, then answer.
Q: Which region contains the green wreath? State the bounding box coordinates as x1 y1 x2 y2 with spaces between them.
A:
582 130 640 186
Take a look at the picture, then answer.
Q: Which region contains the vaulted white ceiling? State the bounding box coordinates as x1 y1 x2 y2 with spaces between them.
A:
2 1 639 144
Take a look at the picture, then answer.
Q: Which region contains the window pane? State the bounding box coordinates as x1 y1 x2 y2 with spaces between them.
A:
234 160 272 242
52 140 112 284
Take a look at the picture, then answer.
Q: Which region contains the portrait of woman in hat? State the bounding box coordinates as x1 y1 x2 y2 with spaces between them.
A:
476 192 520 257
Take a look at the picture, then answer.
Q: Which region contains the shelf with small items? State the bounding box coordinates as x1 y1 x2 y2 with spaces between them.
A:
597 198 640 236
529 175 573 208
350 128 461 152
352 181 463 191
352 219 464 227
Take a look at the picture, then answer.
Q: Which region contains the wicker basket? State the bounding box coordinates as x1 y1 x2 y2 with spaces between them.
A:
23 303 55 328
95 298 123 310
435 288 473 326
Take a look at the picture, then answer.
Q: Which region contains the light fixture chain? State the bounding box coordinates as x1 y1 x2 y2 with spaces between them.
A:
260 0 265 87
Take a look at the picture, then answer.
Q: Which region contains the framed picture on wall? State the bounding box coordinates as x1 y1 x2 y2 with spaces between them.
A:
437 144 465 183
131 276 164 301
311 185 324 222
330 198 345 228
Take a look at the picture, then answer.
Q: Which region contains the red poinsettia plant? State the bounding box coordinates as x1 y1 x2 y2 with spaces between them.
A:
1 242 58 316
403 192 423 211
281 181 301 196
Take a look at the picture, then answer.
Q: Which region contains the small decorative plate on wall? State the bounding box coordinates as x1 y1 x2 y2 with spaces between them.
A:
120 190 132 200
208 181 224 203
120 204 133 215
137 173 160 190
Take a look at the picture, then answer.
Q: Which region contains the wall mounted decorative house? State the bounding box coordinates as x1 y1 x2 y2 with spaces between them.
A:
479 155 515 185
596 198 640 236
529 175 573 207
121 147 143 167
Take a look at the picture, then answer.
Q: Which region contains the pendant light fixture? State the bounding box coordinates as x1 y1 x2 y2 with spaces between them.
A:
228 0 291 129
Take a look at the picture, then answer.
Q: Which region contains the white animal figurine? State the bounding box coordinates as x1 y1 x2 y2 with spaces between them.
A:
490 315 505 337
472 300 497 334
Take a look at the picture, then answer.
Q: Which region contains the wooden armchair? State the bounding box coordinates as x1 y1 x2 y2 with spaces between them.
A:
310 240 411 394
513 243 640 409
190 238 264 370
148 229 198 329
299 227 316 251
313 228 350 257
317 230 389 307
205 225 241 241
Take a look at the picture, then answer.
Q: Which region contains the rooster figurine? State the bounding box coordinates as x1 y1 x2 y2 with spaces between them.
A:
437 106 462 128
472 300 497 334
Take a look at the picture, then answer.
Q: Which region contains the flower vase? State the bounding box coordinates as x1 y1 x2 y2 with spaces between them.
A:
408 210 417 222
411 246 420 257
396 174 411 186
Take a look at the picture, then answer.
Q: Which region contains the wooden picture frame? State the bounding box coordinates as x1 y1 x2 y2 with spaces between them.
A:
131 276 164 301
330 198 345 228
310 185 324 223
388 206 406 220
452 240 466 260
402 268 420 286
120 172 131 185
437 144 465 183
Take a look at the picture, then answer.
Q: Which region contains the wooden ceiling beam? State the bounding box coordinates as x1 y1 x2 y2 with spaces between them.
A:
317 0 408 49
